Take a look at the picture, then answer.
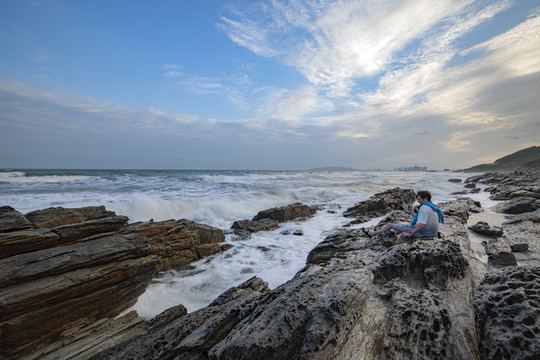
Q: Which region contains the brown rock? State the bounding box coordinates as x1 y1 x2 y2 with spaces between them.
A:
231 219 279 233
343 187 416 219
126 219 225 271
52 215 129 245
0 206 33 233
0 229 59 259
24 206 116 228
0 233 159 359
252 203 319 222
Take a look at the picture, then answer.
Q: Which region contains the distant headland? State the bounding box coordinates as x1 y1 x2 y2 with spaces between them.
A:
464 146 540 172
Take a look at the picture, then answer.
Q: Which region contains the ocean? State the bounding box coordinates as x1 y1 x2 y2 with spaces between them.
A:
0 169 480 317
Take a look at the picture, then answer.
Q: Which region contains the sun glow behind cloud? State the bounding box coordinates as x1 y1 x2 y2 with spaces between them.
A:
1 0 539 169
218 0 539 157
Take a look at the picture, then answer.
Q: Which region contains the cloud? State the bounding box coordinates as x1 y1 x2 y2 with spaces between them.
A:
219 0 480 96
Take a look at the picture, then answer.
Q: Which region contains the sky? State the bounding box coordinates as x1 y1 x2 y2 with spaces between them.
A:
0 0 539 170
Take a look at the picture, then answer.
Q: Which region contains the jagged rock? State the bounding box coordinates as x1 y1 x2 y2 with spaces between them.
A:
438 197 483 224
24 206 116 228
252 202 319 222
343 187 416 219
0 206 33 233
125 219 226 272
0 206 230 359
489 186 540 201
231 218 278 233
464 183 476 189
95 198 479 360
468 221 504 237
146 304 188 330
499 210 539 268
20 311 147 360
474 267 540 360
89 277 271 360
495 196 540 214
448 178 462 183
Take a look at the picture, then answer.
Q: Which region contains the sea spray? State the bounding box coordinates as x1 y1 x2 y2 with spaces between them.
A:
0 169 473 316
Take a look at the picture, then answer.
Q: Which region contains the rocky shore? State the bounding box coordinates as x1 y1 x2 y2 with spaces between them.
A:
1 172 539 359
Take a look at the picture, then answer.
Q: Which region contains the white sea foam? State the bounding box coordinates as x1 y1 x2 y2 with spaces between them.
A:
0 171 92 183
1 169 472 318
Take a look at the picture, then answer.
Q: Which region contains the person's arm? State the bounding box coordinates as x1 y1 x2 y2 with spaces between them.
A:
401 223 426 237
408 204 416 217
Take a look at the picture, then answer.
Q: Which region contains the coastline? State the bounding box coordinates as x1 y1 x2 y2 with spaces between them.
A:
1 171 539 359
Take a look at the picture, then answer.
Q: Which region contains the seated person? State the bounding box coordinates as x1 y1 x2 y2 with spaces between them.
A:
363 190 444 238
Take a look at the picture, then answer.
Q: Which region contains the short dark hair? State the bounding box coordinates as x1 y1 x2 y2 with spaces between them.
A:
416 190 432 201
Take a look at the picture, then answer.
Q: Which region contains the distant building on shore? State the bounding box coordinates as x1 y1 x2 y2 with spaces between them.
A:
394 166 428 172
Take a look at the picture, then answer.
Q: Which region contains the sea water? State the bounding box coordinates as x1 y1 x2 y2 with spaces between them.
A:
0 169 477 317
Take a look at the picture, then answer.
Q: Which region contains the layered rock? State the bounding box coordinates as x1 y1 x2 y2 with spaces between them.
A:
124 219 227 272
0 206 228 360
0 207 159 360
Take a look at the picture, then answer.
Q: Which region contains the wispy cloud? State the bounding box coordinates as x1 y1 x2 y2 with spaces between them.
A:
217 0 539 162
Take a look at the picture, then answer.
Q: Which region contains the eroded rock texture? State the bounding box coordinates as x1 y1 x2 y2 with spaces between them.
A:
475 267 540 360
93 195 482 360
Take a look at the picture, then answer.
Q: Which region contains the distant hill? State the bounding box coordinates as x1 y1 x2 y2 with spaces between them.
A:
309 166 358 171
464 146 540 172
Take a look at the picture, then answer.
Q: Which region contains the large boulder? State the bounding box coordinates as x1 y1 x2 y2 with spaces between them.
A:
343 187 416 219
495 197 540 214
252 203 319 222
124 219 227 272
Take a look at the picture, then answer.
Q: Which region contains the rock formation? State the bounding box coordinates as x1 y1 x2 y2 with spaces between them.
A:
90 186 540 359
343 187 416 220
231 203 318 239
124 219 227 272
0 206 227 360
3 172 540 359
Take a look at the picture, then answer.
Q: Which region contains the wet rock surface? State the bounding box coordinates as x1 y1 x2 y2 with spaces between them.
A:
251 202 319 222
231 203 318 239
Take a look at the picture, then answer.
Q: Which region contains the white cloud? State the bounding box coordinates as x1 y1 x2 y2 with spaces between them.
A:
257 85 334 123
219 0 478 96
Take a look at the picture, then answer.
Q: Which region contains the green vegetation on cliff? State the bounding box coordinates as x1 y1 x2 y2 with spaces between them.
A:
465 146 540 172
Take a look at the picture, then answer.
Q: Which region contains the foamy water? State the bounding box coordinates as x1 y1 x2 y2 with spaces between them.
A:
0 169 475 316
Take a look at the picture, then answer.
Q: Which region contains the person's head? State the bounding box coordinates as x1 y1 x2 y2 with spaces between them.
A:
416 190 431 204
